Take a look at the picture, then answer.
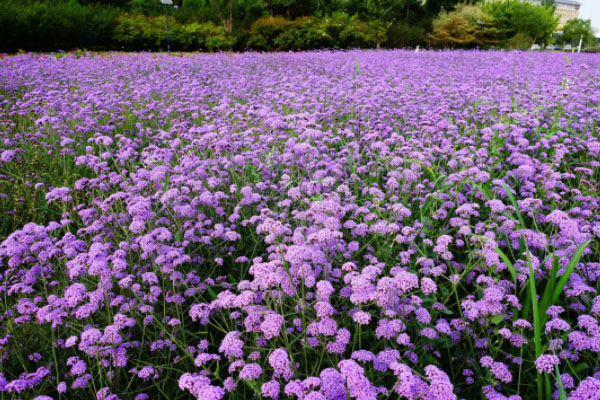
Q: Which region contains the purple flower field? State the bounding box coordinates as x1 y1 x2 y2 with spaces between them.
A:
1 50 600 400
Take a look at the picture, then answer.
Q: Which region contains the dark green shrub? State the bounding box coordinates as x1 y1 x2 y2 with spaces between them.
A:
113 14 232 51
0 1 118 52
185 22 235 50
128 0 164 17
322 13 375 49
113 13 164 50
247 14 380 51
386 22 426 48
507 32 534 50
247 16 290 51
274 17 334 51
232 27 251 51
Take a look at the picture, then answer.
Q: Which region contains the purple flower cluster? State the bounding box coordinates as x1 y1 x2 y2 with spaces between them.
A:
1 50 600 399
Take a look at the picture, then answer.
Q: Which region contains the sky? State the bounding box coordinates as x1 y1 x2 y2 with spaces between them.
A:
578 0 600 36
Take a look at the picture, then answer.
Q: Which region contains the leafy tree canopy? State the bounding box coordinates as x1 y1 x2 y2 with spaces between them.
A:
562 18 595 48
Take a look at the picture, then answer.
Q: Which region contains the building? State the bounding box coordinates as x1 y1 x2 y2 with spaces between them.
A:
553 0 581 29
530 0 581 29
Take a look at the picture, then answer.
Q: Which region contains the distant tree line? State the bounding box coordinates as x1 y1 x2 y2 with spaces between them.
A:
0 0 597 52
426 1 596 50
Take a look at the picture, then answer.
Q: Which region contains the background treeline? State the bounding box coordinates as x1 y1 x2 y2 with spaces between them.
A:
0 0 597 52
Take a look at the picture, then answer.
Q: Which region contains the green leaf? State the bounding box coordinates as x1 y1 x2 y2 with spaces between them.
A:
525 241 543 400
501 182 525 229
551 239 592 304
207 287 218 299
490 314 505 325
539 254 559 326
555 364 567 400
574 362 589 373
494 247 518 285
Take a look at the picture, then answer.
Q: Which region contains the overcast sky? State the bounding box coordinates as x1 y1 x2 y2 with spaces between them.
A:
578 0 600 36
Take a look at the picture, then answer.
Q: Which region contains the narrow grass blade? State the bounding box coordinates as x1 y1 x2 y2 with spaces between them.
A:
501 183 525 229
551 239 592 304
525 241 543 400
555 364 567 400
539 254 559 326
494 247 518 285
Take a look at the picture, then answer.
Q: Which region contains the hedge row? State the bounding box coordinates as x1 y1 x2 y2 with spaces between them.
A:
113 14 234 51
247 16 379 51
0 1 118 52
0 1 427 53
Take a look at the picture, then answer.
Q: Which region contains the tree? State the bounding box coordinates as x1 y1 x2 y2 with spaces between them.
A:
427 4 494 48
509 1 557 43
386 21 426 48
365 0 424 25
424 0 480 18
128 0 164 16
484 0 558 45
265 0 314 19
427 10 475 48
266 0 293 18
456 3 499 47
365 0 400 48
316 0 340 17
562 18 595 48
364 0 424 47
212 0 234 35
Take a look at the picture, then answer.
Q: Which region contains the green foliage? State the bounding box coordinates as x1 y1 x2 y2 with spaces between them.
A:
232 0 267 27
247 14 377 51
427 3 500 48
0 113 95 239
274 16 334 50
427 6 478 48
323 13 377 49
190 22 236 50
561 18 595 48
129 0 164 17
385 22 426 48
365 0 426 26
247 16 290 50
175 0 214 24
0 0 585 52
424 0 480 18
113 13 233 51
364 19 388 47
428 1 559 49
506 31 534 50
484 0 558 44
265 0 314 20
0 0 118 52
112 13 163 50
366 0 402 22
